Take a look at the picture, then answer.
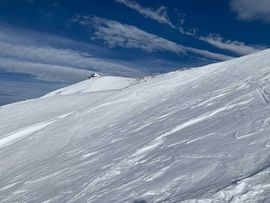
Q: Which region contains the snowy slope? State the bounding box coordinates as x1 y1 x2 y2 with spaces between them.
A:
43 76 136 97
1 49 270 202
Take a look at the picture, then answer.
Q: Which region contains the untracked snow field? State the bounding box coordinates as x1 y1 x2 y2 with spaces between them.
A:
1 50 270 202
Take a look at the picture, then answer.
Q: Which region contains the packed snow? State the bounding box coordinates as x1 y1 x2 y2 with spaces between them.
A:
1 49 270 202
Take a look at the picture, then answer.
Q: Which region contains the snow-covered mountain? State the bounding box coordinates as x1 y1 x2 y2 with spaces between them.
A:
1 49 270 202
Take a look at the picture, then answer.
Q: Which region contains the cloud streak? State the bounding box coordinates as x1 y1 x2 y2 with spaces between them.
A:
0 57 92 83
115 0 174 28
0 25 144 84
89 16 184 53
74 16 232 61
199 34 263 56
113 1 258 58
178 16 198 37
230 0 270 22
177 18 264 56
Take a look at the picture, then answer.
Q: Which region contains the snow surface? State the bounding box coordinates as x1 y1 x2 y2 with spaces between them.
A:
43 76 136 97
1 49 270 202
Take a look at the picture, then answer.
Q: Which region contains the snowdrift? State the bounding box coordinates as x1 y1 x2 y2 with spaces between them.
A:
1 49 270 202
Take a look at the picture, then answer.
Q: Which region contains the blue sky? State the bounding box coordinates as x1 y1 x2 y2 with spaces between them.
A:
0 0 269 105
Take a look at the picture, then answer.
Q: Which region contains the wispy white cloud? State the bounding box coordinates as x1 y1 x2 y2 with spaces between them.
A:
115 0 174 28
185 47 233 61
179 25 197 37
0 57 92 83
120 2 265 56
230 0 270 22
199 34 264 55
88 16 184 53
177 18 264 56
73 16 232 61
112 1 262 58
178 17 198 37
0 25 144 83
0 41 142 78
